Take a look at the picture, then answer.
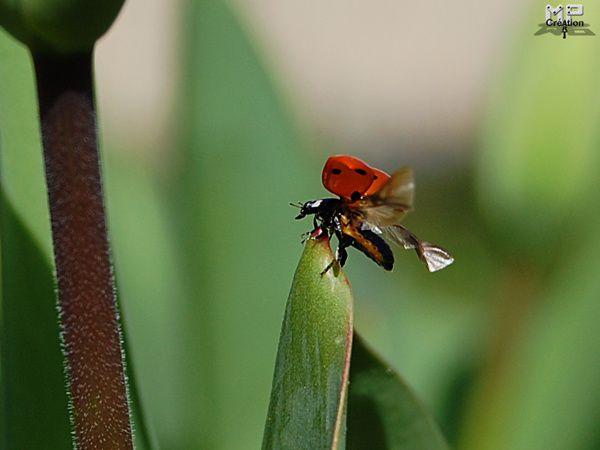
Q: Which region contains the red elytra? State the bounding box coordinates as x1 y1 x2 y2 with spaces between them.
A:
363 167 390 196
322 155 390 200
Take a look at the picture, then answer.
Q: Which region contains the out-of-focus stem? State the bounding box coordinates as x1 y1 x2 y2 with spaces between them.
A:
33 51 133 450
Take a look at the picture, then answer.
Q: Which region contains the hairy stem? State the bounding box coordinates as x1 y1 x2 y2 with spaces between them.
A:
33 51 133 450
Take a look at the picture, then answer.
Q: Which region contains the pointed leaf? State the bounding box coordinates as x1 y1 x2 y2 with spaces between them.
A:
263 237 353 450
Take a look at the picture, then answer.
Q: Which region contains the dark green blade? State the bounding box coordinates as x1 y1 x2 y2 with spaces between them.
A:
0 193 72 450
348 333 449 450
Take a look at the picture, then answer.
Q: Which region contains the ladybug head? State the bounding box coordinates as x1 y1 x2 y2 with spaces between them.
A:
295 199 323 220
294 198 340 220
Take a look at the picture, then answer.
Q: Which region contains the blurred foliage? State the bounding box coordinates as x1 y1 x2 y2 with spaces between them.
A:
476 4 600 258
1 0 600 449
0 192 71 450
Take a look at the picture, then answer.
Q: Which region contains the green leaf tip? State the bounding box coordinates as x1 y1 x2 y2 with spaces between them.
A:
263 236 354 450
0 0 124 53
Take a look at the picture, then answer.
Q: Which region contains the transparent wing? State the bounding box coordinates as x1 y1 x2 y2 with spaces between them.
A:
371 166 414 208
354 167 414 226
384 225 454 272
383 224 418 249
418 242 454 272
349 167 453 272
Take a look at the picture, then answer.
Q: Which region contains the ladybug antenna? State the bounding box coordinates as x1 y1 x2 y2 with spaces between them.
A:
289 202 303 209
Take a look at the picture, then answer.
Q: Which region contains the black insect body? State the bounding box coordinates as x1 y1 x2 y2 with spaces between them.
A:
295 198 394 274
294 161 454 274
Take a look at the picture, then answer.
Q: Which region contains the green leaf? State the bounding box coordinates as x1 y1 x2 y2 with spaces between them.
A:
0 28 50 256
0 0 124 53
0 192 72 450
348 333 450 450
263 237 353 450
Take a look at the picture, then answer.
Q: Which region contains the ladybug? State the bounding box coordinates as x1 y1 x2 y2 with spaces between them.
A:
295 155 454 274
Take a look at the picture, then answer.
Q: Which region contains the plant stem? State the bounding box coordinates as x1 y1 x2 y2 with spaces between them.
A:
33 51 133 450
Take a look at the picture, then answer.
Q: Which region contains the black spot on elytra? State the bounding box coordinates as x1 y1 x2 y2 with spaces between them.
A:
354 168 368 175
331 168 342 175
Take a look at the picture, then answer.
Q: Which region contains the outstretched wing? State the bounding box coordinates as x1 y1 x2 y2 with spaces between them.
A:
384 224 454 272
417 242 454 272
348 167 453 272
353 167 414 226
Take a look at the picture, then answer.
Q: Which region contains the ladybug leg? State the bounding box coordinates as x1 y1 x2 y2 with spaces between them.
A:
336 243 349 267
321 254 337 275
321 235 350 276
320 260 334 275
321 214 351 275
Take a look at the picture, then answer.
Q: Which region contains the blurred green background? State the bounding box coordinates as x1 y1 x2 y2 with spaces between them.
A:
2 0 600 449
